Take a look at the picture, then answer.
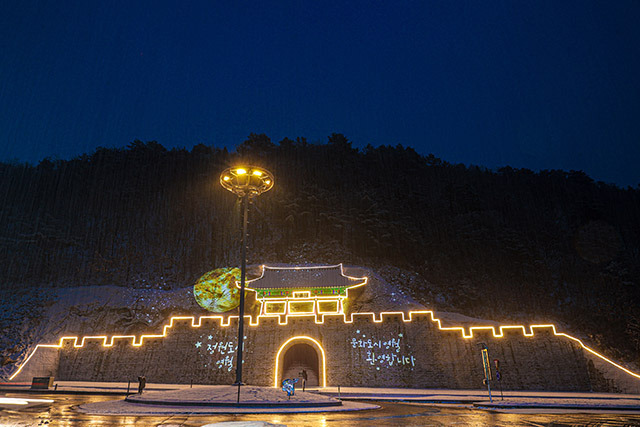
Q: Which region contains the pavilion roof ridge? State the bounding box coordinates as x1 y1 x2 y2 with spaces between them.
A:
245 263 367 290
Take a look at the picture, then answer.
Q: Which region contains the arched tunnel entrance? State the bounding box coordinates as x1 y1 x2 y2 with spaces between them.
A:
281 343 319 386
275 336 326 387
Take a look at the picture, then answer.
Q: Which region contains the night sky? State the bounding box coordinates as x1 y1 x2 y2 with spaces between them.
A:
1 1 639 186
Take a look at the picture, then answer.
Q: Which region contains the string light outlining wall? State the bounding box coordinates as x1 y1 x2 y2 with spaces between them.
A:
9 310 640 384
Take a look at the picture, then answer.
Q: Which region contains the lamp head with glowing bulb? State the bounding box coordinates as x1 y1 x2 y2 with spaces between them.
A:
220 166 274 197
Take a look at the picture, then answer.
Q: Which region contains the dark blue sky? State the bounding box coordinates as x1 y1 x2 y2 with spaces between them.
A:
1 1 639 186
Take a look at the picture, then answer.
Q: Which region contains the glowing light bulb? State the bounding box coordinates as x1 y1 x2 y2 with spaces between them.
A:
265 180 271 185
252 170 263 176
223 176 230 181
236 168 247 175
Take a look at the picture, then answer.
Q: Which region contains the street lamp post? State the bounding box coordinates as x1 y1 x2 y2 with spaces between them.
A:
220 166 274 396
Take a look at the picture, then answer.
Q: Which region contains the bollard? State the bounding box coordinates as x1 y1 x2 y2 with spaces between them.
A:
54 384 58 391
338 385 341 401
127 380 130 394
190 379 193 388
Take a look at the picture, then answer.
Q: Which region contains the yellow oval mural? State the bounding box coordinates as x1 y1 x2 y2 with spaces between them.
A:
193 267 241 313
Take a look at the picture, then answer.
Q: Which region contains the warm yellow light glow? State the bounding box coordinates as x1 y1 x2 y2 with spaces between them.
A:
274 336 326 388
0 397 53 405
293 291 311 298
266 302 286 314
289 301 315 313
0 397 29 405
10 303 640 385
220 166 274 198
318 301 339 313
243 264 368 318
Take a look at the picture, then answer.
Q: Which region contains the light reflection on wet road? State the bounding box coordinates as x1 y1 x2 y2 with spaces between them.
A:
2 393 640 426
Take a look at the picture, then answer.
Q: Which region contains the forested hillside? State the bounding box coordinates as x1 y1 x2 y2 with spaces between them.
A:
1 134 639 368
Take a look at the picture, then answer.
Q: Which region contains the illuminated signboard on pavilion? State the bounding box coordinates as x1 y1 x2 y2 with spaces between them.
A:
244 264 367 317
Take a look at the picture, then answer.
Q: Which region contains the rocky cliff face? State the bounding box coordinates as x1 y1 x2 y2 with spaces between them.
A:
2 263 424 381
1 139 639 379
6 264 640 394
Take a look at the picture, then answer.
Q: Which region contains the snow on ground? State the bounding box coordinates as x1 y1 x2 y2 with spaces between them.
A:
77 398 378 415
126 385 338 405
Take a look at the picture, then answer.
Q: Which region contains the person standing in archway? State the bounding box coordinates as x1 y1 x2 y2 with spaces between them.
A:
299 369 308 391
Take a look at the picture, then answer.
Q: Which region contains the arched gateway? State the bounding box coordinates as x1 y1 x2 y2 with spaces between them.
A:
274 336 326 387
9 264 640 393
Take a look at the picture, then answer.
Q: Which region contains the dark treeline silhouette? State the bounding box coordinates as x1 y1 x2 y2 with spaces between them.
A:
1 134 639 366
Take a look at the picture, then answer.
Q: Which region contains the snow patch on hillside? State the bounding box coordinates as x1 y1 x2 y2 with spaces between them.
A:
1 264 499 381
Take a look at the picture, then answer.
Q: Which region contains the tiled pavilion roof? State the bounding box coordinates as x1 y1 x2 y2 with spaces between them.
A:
245 264 366 290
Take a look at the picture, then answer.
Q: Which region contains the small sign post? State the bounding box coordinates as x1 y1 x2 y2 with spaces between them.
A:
494 358 503 401
480 344 493 403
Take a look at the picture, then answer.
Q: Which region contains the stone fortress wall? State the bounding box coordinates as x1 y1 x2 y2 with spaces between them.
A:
12 311 640 393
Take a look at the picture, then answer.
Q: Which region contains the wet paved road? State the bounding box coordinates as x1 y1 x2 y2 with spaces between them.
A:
2 393 640 426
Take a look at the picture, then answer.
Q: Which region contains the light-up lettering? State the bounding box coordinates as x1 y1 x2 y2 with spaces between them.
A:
9 310 640 385
195 333 238 371
365 351 415 367
351 333 414 369
351 337 401 352
215 355 234 371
